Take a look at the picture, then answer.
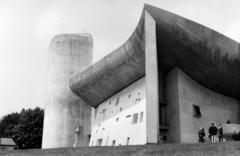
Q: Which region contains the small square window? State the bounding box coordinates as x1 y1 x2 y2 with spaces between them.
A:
193 105 201 117
132 113 138 124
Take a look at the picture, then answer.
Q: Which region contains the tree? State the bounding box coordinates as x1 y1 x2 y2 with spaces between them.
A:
0 112 20 137
0 107 44 149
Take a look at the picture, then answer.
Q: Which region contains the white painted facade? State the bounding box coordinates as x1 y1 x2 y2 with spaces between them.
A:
89 77 146 146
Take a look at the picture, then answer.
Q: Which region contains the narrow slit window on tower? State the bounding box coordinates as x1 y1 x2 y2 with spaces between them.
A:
193 105 201 117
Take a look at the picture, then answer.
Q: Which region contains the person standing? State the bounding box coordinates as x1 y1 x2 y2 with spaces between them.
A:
209 123 218 142
218 124 223 142
198 128 205 143
232 131 238 141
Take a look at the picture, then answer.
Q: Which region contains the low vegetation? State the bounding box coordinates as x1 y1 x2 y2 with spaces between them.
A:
0 107 44 149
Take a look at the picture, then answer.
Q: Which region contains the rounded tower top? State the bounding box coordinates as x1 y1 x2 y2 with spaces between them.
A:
48 33 93 67
50 33 93 49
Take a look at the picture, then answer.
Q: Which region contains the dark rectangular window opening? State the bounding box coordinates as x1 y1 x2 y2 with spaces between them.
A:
112 140 116 146
193 105 201 117
126 115 131 118
132 113 138 124
115 97 120 106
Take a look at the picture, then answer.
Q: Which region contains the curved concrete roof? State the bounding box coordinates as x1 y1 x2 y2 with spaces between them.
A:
70 4 240 107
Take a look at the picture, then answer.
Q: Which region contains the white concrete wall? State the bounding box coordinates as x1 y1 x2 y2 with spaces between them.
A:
90 77 146 146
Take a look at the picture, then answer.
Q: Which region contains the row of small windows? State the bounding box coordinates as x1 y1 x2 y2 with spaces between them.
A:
108 97 120 105
95 112 144 134
128 92 141 98
114 112 144 123
93 137 131 146
99 97 142 120
107 92 142 105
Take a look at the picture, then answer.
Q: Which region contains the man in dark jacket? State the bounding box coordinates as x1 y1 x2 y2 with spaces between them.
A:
209 123 218 142
218 124 223 142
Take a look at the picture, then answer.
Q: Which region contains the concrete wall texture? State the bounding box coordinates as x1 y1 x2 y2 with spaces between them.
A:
166 68 240 143
165 68 181 143
144 11 159 144
42 34 93 148
90 78 146 146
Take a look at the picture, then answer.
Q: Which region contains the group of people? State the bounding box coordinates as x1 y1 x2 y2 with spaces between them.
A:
198 123 223 143
232 131 240 141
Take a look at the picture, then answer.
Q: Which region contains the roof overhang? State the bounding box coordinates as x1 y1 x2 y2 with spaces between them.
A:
70 4 240 108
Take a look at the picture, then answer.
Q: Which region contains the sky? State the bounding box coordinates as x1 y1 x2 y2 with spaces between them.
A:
0 0 239 118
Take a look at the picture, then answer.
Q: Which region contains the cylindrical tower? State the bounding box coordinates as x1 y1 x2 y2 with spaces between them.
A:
42 34 93 148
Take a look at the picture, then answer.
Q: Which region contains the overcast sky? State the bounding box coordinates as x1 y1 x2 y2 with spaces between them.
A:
0 0 239 118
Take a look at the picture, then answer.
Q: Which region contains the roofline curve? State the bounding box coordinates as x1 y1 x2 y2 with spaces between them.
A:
70 4 240 107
